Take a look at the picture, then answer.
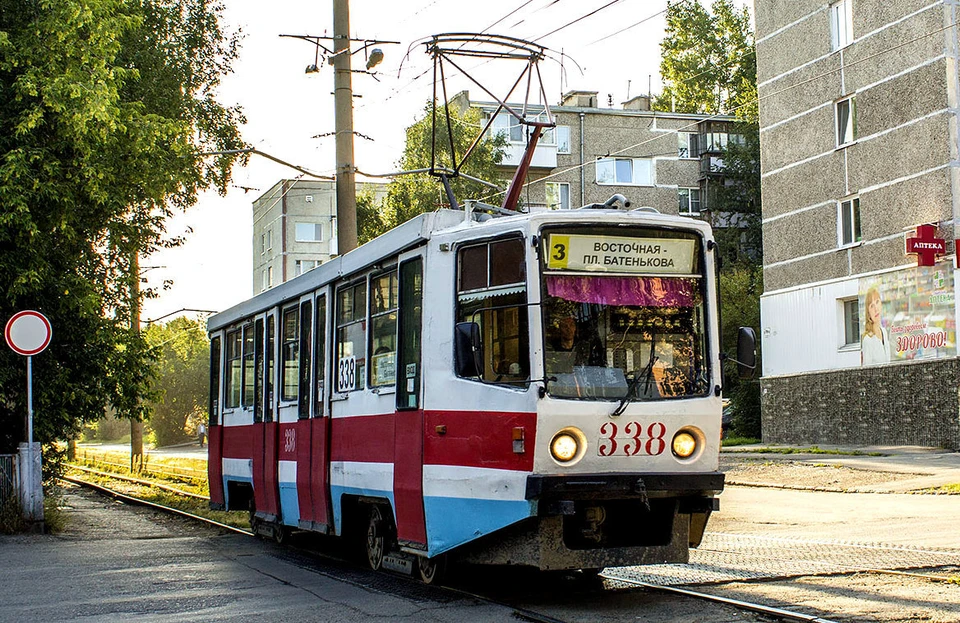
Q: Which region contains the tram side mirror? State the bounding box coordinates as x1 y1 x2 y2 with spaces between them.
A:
736 327 757 379
454 322 483 378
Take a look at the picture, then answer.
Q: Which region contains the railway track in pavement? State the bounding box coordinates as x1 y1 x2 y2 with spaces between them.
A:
63 472 905 623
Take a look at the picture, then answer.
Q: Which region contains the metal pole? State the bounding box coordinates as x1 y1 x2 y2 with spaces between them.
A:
333 0 358 254
26 355 32 447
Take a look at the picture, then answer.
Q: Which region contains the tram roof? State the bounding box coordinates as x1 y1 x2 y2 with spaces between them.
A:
207 206 713 332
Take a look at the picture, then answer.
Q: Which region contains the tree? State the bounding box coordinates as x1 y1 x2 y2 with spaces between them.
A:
144 318 209 447
384 102 507 229
654 0 763 437
654 0 756 116
0 1 244 457
357 190 393 245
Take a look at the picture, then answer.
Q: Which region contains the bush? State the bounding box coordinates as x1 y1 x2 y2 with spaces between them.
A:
729 379 761 439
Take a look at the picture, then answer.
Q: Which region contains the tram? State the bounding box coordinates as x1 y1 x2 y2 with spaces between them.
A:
207 196 750 582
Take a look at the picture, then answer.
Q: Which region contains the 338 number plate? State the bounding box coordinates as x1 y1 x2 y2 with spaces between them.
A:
598 421 667 457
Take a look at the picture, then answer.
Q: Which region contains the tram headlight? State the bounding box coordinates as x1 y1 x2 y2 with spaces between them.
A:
551 433 579 462
672 431 698 459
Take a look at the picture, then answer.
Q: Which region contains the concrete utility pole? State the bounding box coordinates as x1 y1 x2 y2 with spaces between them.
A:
333 0 358 254
130 250 144 471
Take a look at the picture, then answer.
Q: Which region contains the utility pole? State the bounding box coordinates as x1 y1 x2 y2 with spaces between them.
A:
333 0 358 255
130 250 144 471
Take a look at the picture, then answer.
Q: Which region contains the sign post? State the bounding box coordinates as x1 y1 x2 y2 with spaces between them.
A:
5 310 52 527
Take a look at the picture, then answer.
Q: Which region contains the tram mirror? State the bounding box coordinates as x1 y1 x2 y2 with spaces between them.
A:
736 327 757 379
454 322 483 378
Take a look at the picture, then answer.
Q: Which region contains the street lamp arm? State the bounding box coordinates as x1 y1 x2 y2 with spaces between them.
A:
199 148 335 181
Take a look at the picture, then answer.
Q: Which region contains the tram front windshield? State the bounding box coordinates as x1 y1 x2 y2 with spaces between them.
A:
541 229 709 401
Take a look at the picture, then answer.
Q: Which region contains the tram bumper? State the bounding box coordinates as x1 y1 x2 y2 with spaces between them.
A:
454 472 723 571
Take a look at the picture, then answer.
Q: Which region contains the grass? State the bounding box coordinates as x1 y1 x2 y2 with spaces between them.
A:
916 483 960 495
721 443 885 456
71 447 208 495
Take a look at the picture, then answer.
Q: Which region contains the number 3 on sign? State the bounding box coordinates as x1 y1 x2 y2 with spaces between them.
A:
337 356 357 392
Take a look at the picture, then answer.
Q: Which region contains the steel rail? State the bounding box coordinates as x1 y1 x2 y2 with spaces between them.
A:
61 475 251 536
605 575 841 623
67 464 209 500
64 475 571 622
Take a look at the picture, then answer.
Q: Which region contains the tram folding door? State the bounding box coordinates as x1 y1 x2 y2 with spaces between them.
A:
393 255 427 546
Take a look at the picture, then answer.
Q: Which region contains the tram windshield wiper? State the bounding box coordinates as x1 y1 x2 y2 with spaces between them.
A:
612 338 658 417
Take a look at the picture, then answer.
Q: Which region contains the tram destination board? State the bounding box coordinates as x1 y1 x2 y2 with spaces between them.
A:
546 233 696 274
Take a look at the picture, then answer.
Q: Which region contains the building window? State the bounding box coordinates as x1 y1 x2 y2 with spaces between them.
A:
836 96 856 147
596 157 653 186
493 112 524 143
678 188 701 215
295 259 319 276
545 182 571 210
260 233 266 256
266 229 272 251
842 298 860 347
839 196 861 246
336 280 367 392
556 126 571 154
830 0 853 50
678 133 699 159
296 222 323 242
369 271 398 387
281 307 299 401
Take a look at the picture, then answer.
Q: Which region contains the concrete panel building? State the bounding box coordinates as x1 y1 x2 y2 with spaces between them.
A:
452 90 740 219
755 0 960 447
252 179 387 293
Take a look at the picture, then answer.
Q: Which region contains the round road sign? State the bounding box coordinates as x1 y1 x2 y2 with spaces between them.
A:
5 311 52 356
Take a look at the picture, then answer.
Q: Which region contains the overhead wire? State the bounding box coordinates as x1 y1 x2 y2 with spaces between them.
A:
473 15 960 204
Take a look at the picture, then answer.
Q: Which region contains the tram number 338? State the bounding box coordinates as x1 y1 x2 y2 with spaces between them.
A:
598 421 667 457
337 356 357 393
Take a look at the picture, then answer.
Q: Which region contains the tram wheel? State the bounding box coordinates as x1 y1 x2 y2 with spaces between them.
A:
248 501 261 536
274 525 291 545
365 505 388 571
417 554 447 585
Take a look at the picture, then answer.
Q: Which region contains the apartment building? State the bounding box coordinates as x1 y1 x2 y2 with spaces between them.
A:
252 179 387 293
451 90 741 220
755 0 960 447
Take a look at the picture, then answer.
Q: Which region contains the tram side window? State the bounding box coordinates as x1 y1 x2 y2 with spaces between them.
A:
281 307 299 401
266 315 275 421
298 300 312 419
242 324 255 407
370 271 398 387
336 281 367 392
456 237 530 384
225 329 242 408
209 336 221 425
315 296 326 416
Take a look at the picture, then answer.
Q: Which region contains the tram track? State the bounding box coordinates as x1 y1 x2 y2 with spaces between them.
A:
64 474 945 623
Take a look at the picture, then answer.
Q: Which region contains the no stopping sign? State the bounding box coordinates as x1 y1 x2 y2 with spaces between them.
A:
5 311 52 356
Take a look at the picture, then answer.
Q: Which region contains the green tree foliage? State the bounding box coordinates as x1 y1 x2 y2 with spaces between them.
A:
0 1 244 454
654 0 756 116
357 190 393 245
654 0 763 436
384 102 507 228
144 318 209 447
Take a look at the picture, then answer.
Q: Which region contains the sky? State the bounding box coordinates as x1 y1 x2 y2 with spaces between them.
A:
142 0 740 323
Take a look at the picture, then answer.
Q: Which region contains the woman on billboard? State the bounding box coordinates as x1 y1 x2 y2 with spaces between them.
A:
861 287 890 365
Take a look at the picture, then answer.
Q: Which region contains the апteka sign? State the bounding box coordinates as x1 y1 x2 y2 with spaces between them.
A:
5 310 52 356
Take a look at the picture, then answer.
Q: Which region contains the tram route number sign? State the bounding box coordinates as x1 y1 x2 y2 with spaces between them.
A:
337 356 357 393
598 421 667 457
547 234 696 275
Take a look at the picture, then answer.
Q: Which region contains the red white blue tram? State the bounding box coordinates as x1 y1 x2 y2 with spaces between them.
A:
207 200 728 581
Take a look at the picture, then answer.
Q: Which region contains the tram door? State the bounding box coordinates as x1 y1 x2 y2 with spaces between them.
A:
393 255 427 546
252 313 281 521
298 293 332 530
